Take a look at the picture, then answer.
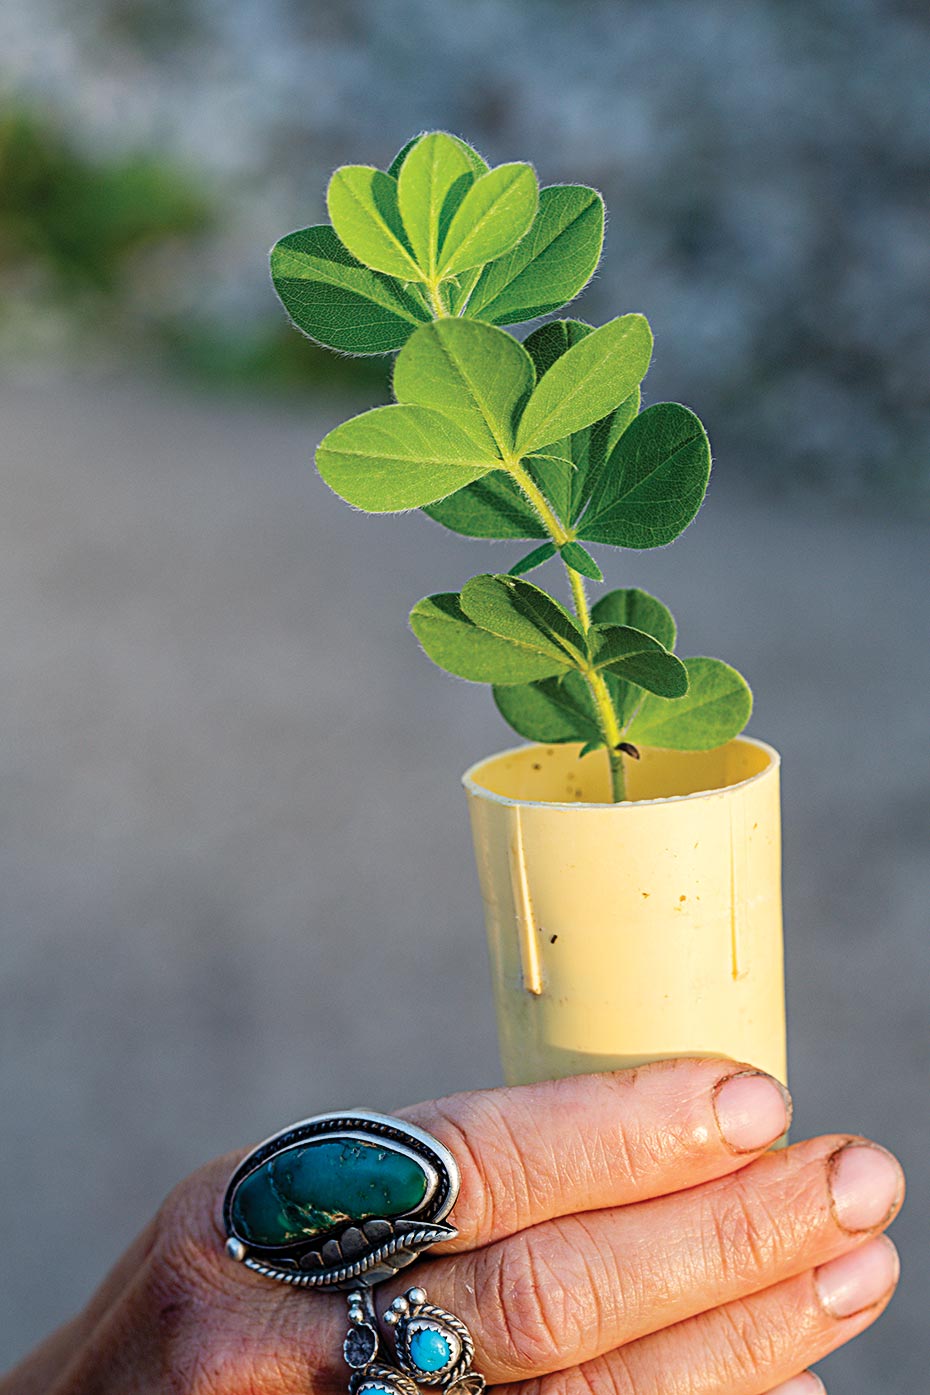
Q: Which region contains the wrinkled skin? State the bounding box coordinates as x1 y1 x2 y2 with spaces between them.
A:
3 1059 904 1395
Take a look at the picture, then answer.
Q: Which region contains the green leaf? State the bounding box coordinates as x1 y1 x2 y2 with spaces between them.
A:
410 593 569 684
396 132 475 277
509 542 557 575
460 574 583 664
522 319 640 520
578 402 711 549
590 624 688 697
466 185 605 325
437 163 538 276
270 226 429 355
387 133 488 179
590 587 677 651
327 166 422 280
625 657 753 749
422 472 545 539
392 319 533 455
559 541 602 580
316 404 499 512
515 314 653 454
386 136 421 179
523 317 592 375
493 672 602 745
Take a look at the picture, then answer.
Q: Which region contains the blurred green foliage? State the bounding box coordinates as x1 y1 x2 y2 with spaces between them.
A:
0 103 387 396
0 104 210 295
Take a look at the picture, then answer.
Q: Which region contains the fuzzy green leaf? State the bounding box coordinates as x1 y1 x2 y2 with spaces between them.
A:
316 404 499 512
460 574 583 664
625 657 752 749
410 593 568 684
327 166 422 280
493 672 602 745
590 587 677 651
515 314 653 455
578 402 711 549
522 319 640 520
388 134 488 180
422 472 545 539
523 317 591 375
466 185 605 325
270 226 430 355
509 542 557 575
396 133 475 277
560 541 603 580
437 163 538 276
393 319 533 455
590 624 688 697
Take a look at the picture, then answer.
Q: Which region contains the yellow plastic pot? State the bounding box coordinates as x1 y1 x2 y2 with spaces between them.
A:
463 737 786 1089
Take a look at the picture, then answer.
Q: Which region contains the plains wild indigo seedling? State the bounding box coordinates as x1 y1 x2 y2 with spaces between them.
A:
271 132 751 800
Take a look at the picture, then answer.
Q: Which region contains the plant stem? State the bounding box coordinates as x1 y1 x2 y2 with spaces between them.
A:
567 569 626 801
426 280 448 319
507 458 626 802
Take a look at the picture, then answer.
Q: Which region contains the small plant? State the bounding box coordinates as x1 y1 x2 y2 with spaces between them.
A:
271 132 751 802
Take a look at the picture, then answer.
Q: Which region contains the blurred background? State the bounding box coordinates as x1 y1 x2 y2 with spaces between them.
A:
1 0 927 1387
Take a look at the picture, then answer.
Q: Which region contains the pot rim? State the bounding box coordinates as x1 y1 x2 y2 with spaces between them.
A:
462 734 780 811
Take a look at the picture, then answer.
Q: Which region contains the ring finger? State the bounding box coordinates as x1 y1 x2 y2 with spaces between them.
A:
390 1133 903 1382
497 1236 899 1395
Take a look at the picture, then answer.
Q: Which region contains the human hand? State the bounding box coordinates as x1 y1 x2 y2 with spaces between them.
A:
4 1059 903 1395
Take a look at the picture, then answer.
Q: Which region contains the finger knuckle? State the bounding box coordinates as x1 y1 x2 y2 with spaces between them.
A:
709 1293 812 1385
483 1234 584 1372
706 1176 783 1284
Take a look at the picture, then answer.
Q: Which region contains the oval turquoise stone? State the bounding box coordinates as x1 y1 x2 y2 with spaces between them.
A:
409 1329 452 1373
231 1137 429 1247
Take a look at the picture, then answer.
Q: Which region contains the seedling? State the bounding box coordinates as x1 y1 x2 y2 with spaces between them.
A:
271 132 751 801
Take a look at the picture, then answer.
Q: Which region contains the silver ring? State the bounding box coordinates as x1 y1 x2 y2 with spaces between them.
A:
223 1110 486 1395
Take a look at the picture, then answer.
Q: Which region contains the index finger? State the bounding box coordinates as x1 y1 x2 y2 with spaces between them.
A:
399 1056 791 1251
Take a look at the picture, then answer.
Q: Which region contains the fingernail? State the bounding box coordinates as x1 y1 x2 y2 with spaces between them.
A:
713 1070 792 1152
828 1142 904 1232
767 1373 826 1394
815 1235 900 1318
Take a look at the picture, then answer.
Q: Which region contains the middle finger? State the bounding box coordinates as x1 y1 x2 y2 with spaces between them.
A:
393 1134 904 1382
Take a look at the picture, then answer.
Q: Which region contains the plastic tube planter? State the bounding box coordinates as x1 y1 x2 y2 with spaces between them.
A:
270 131 784 1084
465 739 785 1087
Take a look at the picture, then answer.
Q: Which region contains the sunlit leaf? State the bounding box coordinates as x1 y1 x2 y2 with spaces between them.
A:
515 314 653 454
327 166 421 280
466 185 605 325
387 133 488 180
316 404 499 512
437 163 538 276
396 132 475 277
393 319 533 455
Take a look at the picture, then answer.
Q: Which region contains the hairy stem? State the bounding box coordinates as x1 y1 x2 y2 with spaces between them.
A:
507 458 625 802
567 569 626 802
426 280 449 319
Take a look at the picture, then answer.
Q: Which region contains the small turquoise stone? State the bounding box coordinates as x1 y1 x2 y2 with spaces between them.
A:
231 1137 429 1247
409 1329 452 1373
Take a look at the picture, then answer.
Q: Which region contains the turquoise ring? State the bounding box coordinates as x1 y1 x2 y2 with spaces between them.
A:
223 1110 486 1395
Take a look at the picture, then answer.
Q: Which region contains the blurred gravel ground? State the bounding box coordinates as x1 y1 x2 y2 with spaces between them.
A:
0 378 927 1387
